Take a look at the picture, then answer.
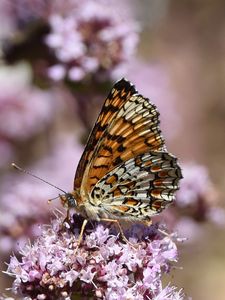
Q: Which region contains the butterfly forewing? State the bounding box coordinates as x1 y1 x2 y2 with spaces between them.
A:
75 79 166 195
74 79 136 189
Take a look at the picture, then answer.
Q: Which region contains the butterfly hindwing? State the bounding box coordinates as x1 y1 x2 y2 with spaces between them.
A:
90 151 181 221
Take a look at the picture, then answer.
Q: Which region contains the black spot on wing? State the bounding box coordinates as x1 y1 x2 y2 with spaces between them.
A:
113 157 124 166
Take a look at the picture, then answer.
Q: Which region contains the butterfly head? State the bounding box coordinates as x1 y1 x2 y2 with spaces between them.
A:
60 193 77 208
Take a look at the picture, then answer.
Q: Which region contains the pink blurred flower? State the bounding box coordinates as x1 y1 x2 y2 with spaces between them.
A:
174 217 205 243
0 135 83 253
0 140 14 169
159 162 224 241
5 217 185 300
45 0 139 81
0 0 51 34
176 163 219 221
207 207 225 227
125 59 181 139
2 1 139 81
0 296 16 300
0 66 55 142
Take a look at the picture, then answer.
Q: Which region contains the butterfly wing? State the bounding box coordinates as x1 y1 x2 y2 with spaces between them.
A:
74 78 136 189
74 78 166 196
91 151 182 222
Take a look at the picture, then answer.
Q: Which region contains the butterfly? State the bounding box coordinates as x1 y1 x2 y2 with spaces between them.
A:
60 78 182 244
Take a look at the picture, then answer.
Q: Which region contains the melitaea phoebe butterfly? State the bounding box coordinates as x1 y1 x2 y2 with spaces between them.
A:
59 78 182 244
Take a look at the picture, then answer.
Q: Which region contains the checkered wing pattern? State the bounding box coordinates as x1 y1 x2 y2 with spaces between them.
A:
92 152 181 222
74 78 182 219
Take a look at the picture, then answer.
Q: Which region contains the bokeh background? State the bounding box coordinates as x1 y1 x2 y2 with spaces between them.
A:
0 0 224 299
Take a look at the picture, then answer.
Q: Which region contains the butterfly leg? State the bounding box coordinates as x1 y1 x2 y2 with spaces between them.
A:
74 219 88 254
100 218 137 248
62 209 72 228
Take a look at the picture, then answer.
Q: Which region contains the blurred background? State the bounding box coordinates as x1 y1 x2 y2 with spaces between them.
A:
0 0 224 299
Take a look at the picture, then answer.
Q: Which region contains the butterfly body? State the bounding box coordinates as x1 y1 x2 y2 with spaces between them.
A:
60 189 109 221
60 78 182 230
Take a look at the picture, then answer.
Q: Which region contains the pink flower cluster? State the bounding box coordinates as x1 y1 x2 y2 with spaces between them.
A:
2 1 139 82
176 163 220 222
0 135 82 253
0 66 56 167
176 163 216 210
6 217 184 300
160 163 224 242
45 1 139 81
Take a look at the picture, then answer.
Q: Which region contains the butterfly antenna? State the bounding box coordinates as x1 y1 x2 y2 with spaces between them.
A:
48 195 60 204
11 163 67 194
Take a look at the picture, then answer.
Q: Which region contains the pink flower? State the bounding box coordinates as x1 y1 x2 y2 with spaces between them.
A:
45 1 139 81
176 164 214 207
2 1 139 81
159 163 224 241
0 135 83 253
0 65 57 169
176 163 219 221
5 217 185 299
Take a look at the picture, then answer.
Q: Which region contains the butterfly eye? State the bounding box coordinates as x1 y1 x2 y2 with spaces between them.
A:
66 193 77 208
59 194 76 208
